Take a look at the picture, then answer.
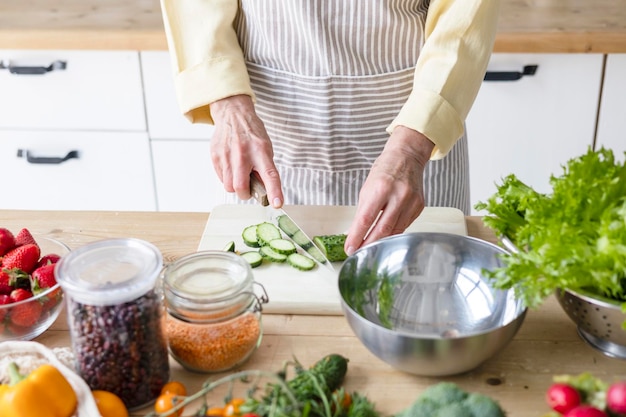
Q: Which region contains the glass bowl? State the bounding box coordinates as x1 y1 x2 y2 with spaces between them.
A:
0 235 71 341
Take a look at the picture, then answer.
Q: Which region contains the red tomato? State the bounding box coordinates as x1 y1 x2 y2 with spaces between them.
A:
546 383 581 414
563 405 608 417
607 381 626 414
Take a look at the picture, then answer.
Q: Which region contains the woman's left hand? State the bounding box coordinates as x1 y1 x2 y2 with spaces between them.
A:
344 126 434 255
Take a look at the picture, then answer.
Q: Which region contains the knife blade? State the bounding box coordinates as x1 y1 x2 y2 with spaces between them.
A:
250 175 335 271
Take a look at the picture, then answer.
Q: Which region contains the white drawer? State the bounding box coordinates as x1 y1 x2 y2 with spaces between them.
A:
152 140 224 212
0 130 156 211
0 50 145 131
141 51 215 140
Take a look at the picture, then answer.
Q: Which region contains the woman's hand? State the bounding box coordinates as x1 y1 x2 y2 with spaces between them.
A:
209 95 284 207
344 126 434 255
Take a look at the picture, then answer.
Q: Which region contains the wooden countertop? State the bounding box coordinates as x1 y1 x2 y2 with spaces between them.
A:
1 0 625 53
1 209 625 417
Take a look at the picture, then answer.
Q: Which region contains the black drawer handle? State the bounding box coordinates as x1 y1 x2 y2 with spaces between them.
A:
0 60 67 75
17 149 79 164
484 65 538 81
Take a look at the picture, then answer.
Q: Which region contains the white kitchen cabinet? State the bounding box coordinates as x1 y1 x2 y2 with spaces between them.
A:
466 53 604 214
151 140 225 212
140 51 214 140
0 50 145 131
0 130 156 211
141 51 224 212
596 54 626 161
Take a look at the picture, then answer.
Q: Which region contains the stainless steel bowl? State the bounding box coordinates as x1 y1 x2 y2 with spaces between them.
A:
556 288 626 359
338 232 527 376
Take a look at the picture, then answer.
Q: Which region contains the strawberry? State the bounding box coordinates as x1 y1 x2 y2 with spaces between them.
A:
0 270 12 295
10 288 33 303
8 288 41 327
0 294 11 322
31 264 57 294
10 302 43 327
1 244 41 274
35 253 61 269
14 228 37 248
0 228 16 256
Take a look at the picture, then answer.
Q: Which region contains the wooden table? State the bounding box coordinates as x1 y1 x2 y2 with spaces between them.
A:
1 0 626 52
1 210 624 417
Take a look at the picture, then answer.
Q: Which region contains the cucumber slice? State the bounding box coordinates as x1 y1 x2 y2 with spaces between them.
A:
241 251 263 268
269 238 297 255
242 225 260 248
287 253 316 271
291 230 314 250
277 215 299 237
306 245 328 264
223 240 236 252
313 234 348 262
259 246 288 263
256 222 282 246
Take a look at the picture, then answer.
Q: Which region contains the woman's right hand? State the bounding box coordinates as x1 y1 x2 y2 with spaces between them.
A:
209 95 284 207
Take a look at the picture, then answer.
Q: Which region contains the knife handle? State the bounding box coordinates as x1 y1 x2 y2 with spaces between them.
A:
250 174 270 207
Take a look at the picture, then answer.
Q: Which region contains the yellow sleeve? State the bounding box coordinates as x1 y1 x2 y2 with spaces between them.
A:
387 0 501 160
160 0 254 124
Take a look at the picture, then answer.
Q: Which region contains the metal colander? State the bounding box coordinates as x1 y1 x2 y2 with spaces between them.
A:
556 288 626 359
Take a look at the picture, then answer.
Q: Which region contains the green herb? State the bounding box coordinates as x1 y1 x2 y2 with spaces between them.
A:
475 147 626 313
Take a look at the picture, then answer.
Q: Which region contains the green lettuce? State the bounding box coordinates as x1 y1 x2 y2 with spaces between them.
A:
475 147 626 310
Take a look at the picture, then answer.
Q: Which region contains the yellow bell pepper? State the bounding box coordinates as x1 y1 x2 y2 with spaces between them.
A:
0 362 78 417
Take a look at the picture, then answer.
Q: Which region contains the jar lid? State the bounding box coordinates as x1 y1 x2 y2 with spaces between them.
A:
55 238 163 306
162 251 254 320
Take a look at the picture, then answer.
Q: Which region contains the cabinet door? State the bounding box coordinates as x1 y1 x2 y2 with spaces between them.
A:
151 140 225 212
0 50 145 131
140 51 215 140
596 54 626 161
0 130 156 211
466 54 603 214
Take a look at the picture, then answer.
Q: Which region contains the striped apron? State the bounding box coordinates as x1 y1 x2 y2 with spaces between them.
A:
231 0 470 214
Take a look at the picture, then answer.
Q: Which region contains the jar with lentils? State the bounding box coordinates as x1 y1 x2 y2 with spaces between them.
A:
55 238 169 410
161 250 268 373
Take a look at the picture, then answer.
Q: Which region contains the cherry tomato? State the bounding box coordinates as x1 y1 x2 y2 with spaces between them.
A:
224 398 246 416
563 405 608 417
546 383 581 414
607 381 626 414
92 390 129 417
155 392 184 417
205 406 225 416
241 414 261 417
161 381 188 397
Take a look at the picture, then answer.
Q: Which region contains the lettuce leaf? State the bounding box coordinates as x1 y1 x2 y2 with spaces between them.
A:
475 147 626 309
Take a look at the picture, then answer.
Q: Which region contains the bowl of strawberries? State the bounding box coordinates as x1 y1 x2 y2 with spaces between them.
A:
0 227 70 341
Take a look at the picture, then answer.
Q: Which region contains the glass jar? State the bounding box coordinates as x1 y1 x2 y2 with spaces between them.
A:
55 238 169 410
161 250 268 373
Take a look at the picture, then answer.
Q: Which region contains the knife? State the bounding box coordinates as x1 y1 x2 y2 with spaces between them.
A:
250 175 335 271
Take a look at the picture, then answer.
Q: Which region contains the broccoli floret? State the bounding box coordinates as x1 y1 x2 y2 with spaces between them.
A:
395 383 506 417
464 392 506 417
397 397 439 417
419 382 467 406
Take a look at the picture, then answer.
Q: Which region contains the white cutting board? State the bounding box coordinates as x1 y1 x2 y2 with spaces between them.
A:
198 205 467 315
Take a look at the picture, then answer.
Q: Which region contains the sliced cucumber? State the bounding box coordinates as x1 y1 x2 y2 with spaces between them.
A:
269 238 297 255
306 245 328 264
277 215 299 236
259 245 288 263
313 234 348 262
241 251 263 268
256 222 282 246
242 225 260 248
223 240 236 252
287 253 316 271
291 230 314 250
